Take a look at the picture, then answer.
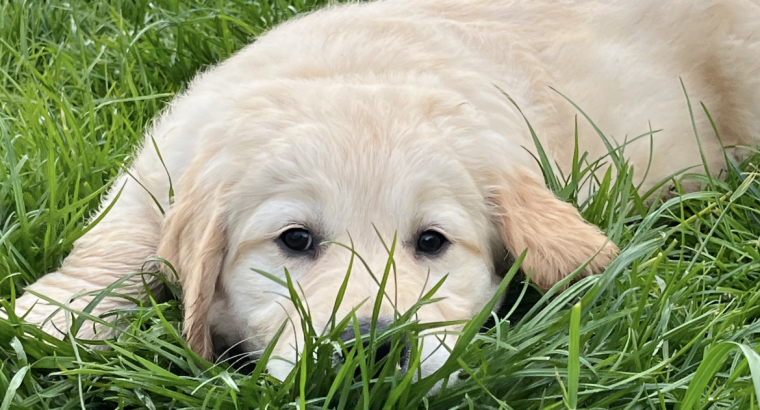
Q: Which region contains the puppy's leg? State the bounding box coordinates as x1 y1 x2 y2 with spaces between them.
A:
10 169 166 341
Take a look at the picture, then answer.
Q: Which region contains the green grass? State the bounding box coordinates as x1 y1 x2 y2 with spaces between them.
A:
1 1 760 408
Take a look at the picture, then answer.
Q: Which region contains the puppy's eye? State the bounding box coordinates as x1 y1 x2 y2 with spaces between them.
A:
280 228 314 253
416 230 448 255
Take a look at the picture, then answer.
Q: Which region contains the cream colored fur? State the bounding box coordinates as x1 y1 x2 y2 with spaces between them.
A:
7 0 760 379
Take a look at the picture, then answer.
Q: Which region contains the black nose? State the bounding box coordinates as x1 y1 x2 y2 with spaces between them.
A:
340 319 410 373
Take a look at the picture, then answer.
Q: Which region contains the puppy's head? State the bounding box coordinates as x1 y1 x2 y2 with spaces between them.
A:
158 81 617 380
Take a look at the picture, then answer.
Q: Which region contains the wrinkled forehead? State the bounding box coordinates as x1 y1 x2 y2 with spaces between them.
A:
228 123 489 241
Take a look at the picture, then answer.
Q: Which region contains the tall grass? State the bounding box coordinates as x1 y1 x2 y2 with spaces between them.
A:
1 1 760 409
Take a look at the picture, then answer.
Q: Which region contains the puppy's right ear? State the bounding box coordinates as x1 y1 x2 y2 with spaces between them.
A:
158 183 228 360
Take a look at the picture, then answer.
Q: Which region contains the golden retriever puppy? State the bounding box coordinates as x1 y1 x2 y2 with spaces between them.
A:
8 0 759 380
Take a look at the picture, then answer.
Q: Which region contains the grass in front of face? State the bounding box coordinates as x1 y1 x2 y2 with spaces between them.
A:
2 1 760 409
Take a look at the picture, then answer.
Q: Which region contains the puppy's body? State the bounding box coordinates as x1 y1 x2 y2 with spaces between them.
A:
10 0 759 379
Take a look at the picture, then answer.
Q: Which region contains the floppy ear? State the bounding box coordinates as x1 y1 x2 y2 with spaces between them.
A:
158 184 228 360
493 166 618 290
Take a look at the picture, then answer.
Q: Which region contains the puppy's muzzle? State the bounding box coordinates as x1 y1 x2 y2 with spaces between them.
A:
339 318 411 377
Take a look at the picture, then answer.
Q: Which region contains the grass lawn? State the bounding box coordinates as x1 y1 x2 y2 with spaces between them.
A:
2 0 760 408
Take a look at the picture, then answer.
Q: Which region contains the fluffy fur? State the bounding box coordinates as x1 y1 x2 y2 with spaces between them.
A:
7 0 759 379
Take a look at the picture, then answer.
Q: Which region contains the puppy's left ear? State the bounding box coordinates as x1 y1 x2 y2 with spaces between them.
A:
158 184 228 360
492 166 618 290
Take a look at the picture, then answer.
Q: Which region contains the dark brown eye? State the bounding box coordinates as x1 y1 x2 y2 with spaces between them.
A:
416 230 448 255
280 228 314 253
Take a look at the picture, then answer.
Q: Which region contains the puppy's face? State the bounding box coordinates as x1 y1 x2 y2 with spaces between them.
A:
159 83 617 380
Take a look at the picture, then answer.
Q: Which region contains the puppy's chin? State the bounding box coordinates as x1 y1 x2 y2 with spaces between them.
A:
257 329 460 385
416 331 457 380
267 356 298 381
